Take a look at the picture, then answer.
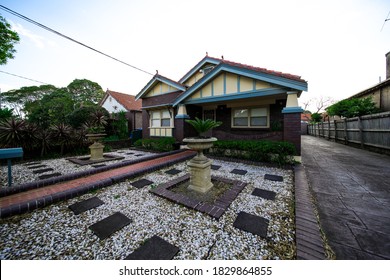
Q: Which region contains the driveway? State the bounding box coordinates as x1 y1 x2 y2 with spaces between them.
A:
301 135 390 259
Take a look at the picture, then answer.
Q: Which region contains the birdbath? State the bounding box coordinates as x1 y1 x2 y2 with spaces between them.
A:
86 133 106 161
183 137 217 193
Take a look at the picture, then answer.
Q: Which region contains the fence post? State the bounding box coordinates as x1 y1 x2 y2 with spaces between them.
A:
358 116 364 148
344 118 348 145
334 120 337 141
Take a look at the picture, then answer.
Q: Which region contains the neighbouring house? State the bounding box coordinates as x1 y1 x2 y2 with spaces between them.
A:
100 89 142 131
135 55 308 154
346 51 390 112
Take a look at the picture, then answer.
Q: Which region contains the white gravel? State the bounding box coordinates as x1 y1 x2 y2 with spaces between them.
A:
0 149 295 260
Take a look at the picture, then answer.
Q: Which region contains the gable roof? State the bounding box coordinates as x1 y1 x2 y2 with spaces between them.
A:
101 90 142 111
135 74 186 100
173 56 308 106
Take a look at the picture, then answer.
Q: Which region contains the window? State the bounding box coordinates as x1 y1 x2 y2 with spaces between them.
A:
232 107 268 128
150 109 172 127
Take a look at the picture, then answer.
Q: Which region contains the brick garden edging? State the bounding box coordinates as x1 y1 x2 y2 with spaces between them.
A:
0 149 186 198
0 150 196 218
150 174 247 219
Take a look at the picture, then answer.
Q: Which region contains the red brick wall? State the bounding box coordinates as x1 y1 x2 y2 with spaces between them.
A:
283 112 301 155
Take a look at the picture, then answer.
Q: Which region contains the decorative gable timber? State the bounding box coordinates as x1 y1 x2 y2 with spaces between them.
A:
173 63 308 106
179 56 221 86
135 74 186 100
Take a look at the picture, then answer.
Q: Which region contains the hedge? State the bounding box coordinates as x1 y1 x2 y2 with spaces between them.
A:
210 140 296 166
134 137 175 152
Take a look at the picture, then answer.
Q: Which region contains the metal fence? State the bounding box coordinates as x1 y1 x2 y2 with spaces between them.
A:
307 111 390 151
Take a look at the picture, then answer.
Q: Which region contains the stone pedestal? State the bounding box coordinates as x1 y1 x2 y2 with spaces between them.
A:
187 157 213 193
183 137 217 193
89 141 105 161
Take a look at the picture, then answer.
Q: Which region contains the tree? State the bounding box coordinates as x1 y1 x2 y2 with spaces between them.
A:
66 79 105 107
310 112 322 123
326 97 379 118
0 107 14 120
0 14 20 65
302 96 334 114
1 84 58 117
25 89 74 128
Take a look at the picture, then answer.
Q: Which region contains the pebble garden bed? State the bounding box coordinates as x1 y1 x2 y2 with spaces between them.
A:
0 149 295 260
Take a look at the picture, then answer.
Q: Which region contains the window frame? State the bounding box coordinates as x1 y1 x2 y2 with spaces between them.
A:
231 106 269 128
149 109 173 128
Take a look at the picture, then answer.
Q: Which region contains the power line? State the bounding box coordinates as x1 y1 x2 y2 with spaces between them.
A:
381 10 390 32
0 70 49 85
0 5 154 76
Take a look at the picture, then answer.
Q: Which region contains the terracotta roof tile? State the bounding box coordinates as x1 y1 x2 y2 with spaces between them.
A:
206 55 306 82
105 90 142 111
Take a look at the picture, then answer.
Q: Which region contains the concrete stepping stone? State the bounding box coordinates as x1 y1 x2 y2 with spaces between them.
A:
134 154 144 157
92 164 106 168
264 174 283 182
233 211 269 238
69 197 104 215
89 212 132 240
38 172 62 180
32 167 54 174
251 188 276 200
230 169 247 175
211 165 221 170
131 179 154 189
27 164 46 169
165 168 181 175
124 235 179 260
24 162 41 166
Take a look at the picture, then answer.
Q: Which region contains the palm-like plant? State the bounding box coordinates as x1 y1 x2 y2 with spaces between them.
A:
185 117 222 137
0 118 28 148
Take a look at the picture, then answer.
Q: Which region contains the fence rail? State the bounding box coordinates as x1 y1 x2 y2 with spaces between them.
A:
307 111 390 151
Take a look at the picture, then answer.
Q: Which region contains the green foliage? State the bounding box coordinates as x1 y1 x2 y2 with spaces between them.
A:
326 97 379 118
0 14 20 65
185 117 222 136
25 89 74 129
310 112 322 123
0 107 14 120
1 85 57 118
134 137 175 152
211 140 296 166
66 79 105 106
66 105 102 129
111 111 128 139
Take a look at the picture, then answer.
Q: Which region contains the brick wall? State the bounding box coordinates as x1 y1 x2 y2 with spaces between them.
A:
283 112 302 155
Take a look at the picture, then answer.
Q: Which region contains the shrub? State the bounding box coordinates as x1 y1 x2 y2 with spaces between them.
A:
211 140 296 166
134 137 175 152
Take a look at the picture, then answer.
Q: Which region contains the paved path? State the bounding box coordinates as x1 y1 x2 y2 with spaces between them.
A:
301 135 390 259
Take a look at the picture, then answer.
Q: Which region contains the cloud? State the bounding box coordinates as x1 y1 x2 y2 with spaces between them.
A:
10 21 55 49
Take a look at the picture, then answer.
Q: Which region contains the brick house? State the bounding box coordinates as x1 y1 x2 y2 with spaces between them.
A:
135 55 308 154
100 89 142 131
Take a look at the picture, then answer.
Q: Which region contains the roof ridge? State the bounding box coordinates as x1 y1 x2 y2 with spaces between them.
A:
205 55 304 82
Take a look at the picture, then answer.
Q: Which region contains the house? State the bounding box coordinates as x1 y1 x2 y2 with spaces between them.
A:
99 89 142 131
346 51 390 112
135 55 308 154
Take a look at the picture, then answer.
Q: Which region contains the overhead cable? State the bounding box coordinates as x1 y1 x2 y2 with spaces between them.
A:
0 5 154 76
0 70 49 85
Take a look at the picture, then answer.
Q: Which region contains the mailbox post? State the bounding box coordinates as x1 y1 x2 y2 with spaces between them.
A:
0 148 23 187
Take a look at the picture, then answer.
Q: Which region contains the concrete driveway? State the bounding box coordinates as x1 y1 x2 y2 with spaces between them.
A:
301 135 390 259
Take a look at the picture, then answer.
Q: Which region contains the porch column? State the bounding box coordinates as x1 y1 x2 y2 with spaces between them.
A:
174 104 189 142
282 91 303 155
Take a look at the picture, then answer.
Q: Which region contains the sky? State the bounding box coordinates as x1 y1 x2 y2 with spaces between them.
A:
0 0 389 112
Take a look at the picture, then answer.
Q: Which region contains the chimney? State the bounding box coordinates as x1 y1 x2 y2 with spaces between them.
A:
386 51 390 79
